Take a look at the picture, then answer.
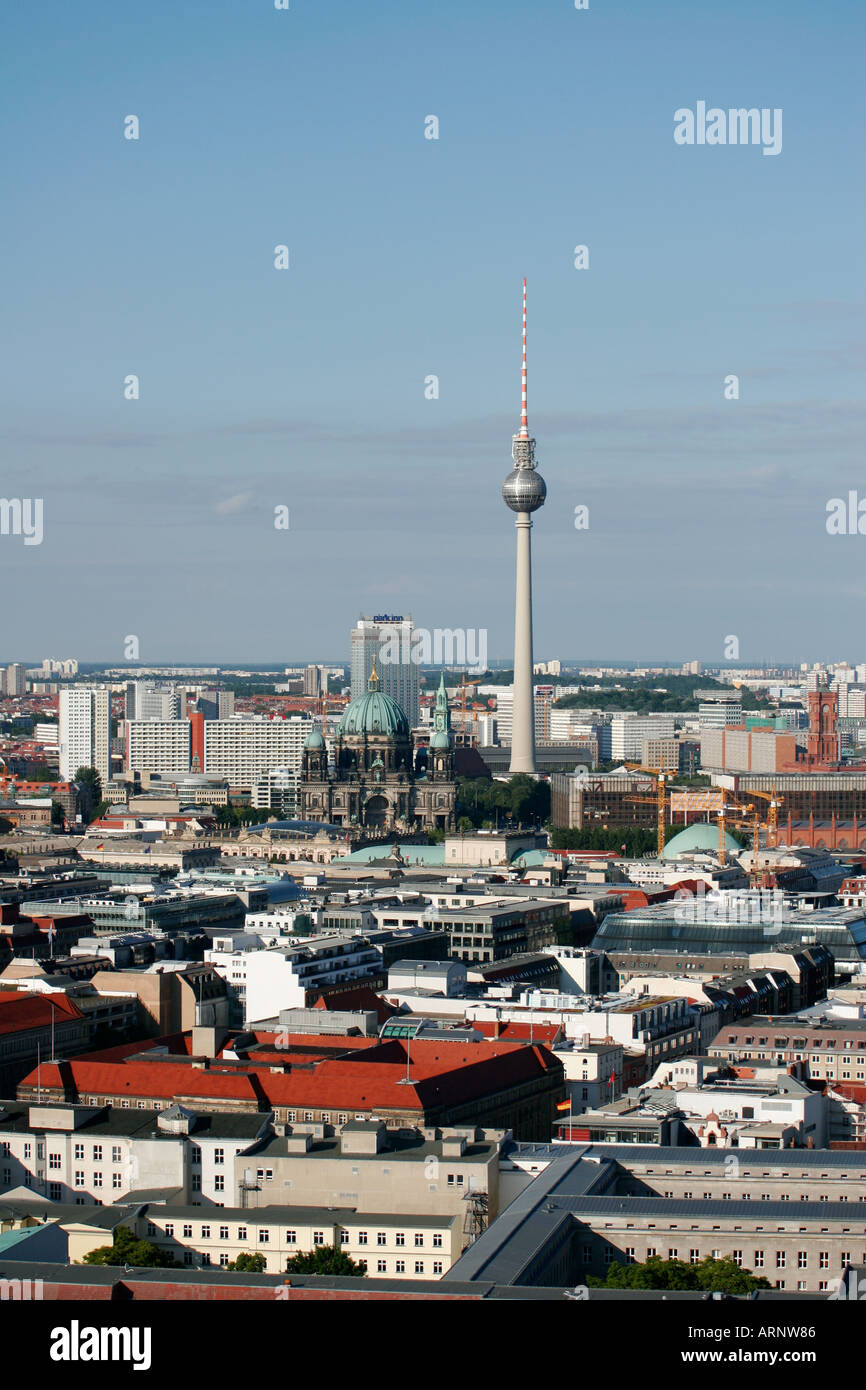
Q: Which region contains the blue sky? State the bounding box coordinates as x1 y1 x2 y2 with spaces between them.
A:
1 0 863 666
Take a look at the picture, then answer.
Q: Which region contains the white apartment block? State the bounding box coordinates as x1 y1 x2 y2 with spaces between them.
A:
0 1104 269 1209
35 722 59 748
698 700 744 728
126 719 191 774
244 936 384 1024
610 715 676 762
59 687 111 785
203 717 310 788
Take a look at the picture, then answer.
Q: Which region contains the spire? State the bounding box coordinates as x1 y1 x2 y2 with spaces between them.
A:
519 277 528 438
368 661 380 692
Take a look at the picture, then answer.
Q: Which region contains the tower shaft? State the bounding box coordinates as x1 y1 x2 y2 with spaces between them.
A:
510 514 536 773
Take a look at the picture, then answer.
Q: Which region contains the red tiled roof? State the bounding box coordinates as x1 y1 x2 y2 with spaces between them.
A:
472 1020 560 1044
0 992 84 1037
17 1030 561 1114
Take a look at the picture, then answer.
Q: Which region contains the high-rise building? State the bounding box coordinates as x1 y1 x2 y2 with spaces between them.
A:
59 687 111 786
203 717 311 789
303 664 323 698
610 715 676 762
501 280 546 774
125 681 180 722
3 664 26 696
350 616 420 728
126 720 192 774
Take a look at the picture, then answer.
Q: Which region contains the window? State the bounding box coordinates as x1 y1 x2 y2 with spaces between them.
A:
23 1144 31 1159
414 1233 424 1247
92 1145 102 1161
689 1249 700 1264
220 1226 229 1240
841 1251 851 1267
754 1251 764 1268
358 1232 368 1246
214 1148 224 1166
112 1146 122 1163
415 1261 424 1274
74 1144 84 1160
668 1249 678 1260
183 1225 193 1238
49 1182 62 1201
340 1230 349 1245
433 1261 443 1275
432 1233 443 1248
191 1174 201 1192
238 1227 247 1241
112 1173 123 1190
395 1260 405 1274
214 1175 225 1192
165 1224 174 1237
259 1229 270 1244
74 1171 85 1188
201 1225 211 1239
377 1232 387 1246
395 1232 405 1247
304 1112 314 1122
377 1260 387 1273
49 1154 61 1170
798 1252 808 1268
313 1231 324 1246
93 1172 102 1188
625 1247 636 1263
201 1253 211 1267
219 1254 229 1268
776 1251 786 1269
732 1250 743 1267
190 1146 201 1165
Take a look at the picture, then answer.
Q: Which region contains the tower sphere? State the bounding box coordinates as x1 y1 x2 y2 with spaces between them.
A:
502 468 547 512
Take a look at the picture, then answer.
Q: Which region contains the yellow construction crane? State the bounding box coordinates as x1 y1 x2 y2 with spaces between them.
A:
716 796 756 866
624 763 668 858
748 784 783 848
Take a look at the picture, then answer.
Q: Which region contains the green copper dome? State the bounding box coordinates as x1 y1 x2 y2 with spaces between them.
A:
304 728 325 750
429 729 450 750
338 665 410 739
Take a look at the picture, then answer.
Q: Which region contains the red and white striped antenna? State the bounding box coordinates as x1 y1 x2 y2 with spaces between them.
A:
520 277 528 436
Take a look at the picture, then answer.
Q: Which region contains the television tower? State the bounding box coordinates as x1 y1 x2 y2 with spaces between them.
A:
502 278 546 775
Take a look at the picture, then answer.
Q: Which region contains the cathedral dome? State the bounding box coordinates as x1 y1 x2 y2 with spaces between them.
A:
338 689 410 739
304 728 325 750
429 730 450 750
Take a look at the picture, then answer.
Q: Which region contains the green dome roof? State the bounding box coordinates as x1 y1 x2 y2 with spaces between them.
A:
304 728 325 750
338 689 410 739
429 730 450 750
662 823 741 860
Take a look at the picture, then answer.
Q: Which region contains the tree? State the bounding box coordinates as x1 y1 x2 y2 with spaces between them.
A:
50 801 65 828
284 1244 366 1277
587 1254 770 1294
82 1225 180 1269
227 1251 267 1273
74 766 102 801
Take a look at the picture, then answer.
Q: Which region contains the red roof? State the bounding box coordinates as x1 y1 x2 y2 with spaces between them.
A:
0 992 84 1037
17 1031 561 1114
472 1020 560 1044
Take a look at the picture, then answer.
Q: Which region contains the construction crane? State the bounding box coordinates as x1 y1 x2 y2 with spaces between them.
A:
623 763 669 858
748 785 783 848
716 796 755 866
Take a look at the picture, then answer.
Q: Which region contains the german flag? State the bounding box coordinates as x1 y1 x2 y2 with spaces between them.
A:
556 1099 571 1112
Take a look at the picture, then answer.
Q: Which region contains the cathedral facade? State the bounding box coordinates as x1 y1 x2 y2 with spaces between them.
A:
299 668 456 834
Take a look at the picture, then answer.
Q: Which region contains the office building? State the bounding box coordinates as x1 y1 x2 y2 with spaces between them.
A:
350 616 419 729
59 687 111 786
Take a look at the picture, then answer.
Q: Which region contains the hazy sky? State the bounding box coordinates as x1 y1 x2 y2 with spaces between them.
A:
1 0 863 667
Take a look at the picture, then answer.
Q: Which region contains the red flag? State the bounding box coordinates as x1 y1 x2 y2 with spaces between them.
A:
609 1070 616 1087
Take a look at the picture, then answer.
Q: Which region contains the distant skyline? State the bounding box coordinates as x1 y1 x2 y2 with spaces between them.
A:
2 0 863 661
